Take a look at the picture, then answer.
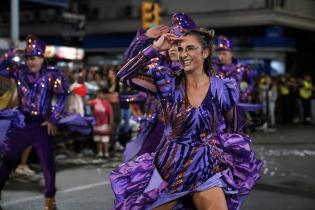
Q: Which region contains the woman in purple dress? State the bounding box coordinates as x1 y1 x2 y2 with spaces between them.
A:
110 28 263 210
122 12 197 161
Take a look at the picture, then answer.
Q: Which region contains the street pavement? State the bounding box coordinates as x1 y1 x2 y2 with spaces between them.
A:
1 125 315 210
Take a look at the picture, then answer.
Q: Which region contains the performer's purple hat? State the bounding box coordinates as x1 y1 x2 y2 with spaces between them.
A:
170 12 197 37
216 35 233 51
24 35 46 57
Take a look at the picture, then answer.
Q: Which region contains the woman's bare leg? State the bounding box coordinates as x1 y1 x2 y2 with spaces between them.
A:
193 187 228 210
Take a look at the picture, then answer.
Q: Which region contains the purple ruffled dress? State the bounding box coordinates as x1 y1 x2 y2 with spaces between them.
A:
111 51 263 209
0 109 25 153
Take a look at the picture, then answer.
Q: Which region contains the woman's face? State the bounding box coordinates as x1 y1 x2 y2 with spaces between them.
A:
167 44 179 61
178 35 209 74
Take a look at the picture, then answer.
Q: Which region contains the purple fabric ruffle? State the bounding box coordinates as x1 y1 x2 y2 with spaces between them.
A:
111 132 262 210
218 133 263 209
58 113 94 135
211 77 239 112
0 109 25 128
111 153 168 210
0 109 25 153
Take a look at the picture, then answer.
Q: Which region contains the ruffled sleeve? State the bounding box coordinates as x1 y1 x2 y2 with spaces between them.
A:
117 45 174 97
123 29 154 61
47 68 70 124
211 77 239 112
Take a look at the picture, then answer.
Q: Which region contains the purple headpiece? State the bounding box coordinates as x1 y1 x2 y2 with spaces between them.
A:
216 35 233 51
24 35 46 57
170 12 197 37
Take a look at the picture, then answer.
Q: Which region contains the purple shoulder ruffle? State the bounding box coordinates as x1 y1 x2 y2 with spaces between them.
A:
110 153 168 210
218 133 263 209
211 77 239 112
0 109 25 152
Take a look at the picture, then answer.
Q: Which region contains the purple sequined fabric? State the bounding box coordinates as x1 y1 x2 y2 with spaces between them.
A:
58 113 94 135
0 109 25 152
111 153 168 210
170 12 197 37
217 133 263 209
0 53 69 124
111 46 263 209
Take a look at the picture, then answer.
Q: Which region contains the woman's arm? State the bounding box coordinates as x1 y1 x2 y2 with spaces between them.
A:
124 25 170 61
117 33 181 95
117 45 159 94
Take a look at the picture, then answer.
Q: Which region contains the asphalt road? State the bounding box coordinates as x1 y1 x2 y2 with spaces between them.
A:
1 125 315 210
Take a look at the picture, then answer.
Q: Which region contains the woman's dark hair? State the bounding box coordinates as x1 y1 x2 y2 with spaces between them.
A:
182 28 215 73
176 28 215 87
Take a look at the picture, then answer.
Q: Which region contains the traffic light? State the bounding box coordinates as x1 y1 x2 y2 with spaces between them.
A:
141 2 161 30
152 3 161 28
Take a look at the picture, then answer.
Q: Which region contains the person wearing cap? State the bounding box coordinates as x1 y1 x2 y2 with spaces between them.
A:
0 35 69 210
122 12 197 162
213 35 258 132
110 14 262 209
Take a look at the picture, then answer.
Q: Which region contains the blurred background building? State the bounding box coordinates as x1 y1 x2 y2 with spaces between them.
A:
0 0 315 76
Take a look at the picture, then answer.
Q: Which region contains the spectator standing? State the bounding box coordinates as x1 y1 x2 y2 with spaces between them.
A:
107 67 123 150
87 88 113 158
259 75 278 131
299 75 314 124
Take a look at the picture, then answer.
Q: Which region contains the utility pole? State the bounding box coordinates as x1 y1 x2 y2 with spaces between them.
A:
11 0 19 48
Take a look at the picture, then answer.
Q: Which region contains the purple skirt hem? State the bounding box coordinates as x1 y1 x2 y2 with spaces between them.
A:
146 171 240 210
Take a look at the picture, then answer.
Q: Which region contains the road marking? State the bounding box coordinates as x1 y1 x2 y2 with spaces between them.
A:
60 180 110 193
2 180 111 206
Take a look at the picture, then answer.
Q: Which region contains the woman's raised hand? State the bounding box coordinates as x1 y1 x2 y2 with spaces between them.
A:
145 24 170 39
153 33 181 51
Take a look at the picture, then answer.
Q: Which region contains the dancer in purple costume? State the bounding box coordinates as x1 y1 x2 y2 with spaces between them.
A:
110 27 263 209
123 13 197 162
213 35 261 132
122 91 164 161
0 35 69 210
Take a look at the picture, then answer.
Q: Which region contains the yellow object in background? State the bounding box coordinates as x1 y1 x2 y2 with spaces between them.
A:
0 77 17 109
240 81 248 92
279 86 290 95
299 81 313 99
0 91 13 110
